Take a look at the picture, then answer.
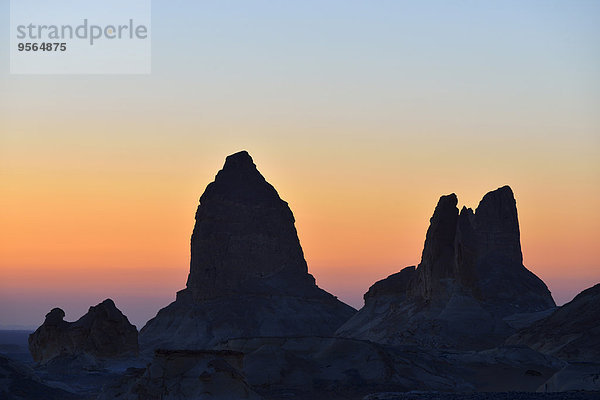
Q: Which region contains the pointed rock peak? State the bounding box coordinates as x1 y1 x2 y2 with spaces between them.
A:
458 206 475 228
438 193 458 207
85 299 130 323
87 299 117 314
460 206 473 216
429 193 459 224
474 185 519 231
44 308 65 325
203 151 279 206
416 193 460 299
476 185 515 213
496 184 514 195
186 151 321 300
222 150 256 171
216 151 262 181
424 193 460 239
99 298 116 308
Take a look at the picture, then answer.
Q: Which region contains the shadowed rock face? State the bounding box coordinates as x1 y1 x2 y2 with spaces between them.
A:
337 186 555 350
28 299 138 363
507 283 600 362
411 194 459 300
140 151 355 351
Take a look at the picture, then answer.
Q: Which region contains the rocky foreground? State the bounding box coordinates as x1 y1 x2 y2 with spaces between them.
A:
363 393 600 400
507 283 600 363
2 151 598 400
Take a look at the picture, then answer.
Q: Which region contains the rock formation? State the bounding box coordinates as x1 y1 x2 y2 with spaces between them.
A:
337 186 555 349
98 349 263 400
140 151 356 350
507 283 600 362
29 299 138 363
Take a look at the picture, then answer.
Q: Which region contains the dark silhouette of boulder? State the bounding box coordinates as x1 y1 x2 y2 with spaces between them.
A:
507 283 600 362
28 299 138 363
337 186 555 349
140 151 355 350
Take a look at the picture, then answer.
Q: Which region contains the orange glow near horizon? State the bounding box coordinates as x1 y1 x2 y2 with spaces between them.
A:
2 149 599 328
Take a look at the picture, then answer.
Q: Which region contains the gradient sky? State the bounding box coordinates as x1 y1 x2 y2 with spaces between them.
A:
1 0 599 329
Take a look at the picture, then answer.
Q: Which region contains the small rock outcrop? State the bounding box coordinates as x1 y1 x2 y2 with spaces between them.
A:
337 186 555 349
140 151 355 350
98 349 263 400
29 299 138 363
507 283 600 362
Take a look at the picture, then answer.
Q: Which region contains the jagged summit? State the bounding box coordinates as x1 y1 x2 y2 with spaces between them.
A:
140 151 356 350
201 150 280 206
417 186 552 310
220 150 259 175
337 186 555 350
411 186 528 304
224 150 254 166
